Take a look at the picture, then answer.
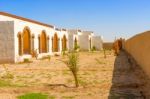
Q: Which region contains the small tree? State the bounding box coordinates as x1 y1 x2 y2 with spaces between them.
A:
103 49 107 58
63 52 79 87
74 43 80 51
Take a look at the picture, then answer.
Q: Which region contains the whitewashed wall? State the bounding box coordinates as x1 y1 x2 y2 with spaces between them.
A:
78 31 93 51
61 30 69 51
68 30 80 51
0 15 59 62
92 36 103 50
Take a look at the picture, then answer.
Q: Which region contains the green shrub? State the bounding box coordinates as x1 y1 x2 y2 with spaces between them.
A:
23 58 32 63
62 49 67 56
74 44 80 51
91 46 96 52
66 52 79 87
18 93 48 99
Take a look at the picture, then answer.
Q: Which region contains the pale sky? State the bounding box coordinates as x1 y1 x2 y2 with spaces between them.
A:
1 0 150 42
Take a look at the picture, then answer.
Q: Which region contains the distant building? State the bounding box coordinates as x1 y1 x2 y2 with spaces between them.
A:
0 12 102 63
78 31 94 51
92 36 103 50
68 29 81 51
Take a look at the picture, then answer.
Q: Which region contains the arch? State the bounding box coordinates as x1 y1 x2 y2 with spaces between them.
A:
53 33 58 52
23 27 31 54
40 30 47 53
62 35 67 51
18 32 22 56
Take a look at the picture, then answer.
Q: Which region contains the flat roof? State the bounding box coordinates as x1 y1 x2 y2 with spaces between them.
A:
0 12 54 28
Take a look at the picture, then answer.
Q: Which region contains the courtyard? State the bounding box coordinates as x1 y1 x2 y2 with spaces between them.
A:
0 51 115 99
0 50 145 99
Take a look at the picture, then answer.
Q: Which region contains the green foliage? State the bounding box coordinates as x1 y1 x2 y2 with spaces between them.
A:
18 93 48 99
67 52 79 87
0 80 12 87
78 78 87 86
74 43 80 51
68 52 79 72
60 52 79 87
62 49 67 56
23 58 32 63
0 79 25 87
91 46 96 52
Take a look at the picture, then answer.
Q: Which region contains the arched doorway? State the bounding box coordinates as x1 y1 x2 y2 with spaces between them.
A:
23 27 31 54
53 33 58 52
62 35 67 51
18 32 22 56
40 31 47 53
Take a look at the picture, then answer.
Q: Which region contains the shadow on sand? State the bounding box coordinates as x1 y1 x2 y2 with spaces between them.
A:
108 50 145 99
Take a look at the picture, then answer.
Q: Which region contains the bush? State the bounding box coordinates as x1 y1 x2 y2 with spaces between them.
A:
91 46 96 52
74 44 80 51
24 58 31 63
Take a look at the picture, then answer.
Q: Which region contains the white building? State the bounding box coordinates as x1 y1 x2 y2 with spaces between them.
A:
78 31 94 51
92 36 103 50
68 29 103 51
0 12 103 63
68 29 82 51
0 12 68 63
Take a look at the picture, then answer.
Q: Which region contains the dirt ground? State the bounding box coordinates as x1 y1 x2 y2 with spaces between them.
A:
0 51 115 99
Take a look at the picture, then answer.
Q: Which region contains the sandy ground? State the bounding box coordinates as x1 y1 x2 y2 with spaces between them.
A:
0 51 115 99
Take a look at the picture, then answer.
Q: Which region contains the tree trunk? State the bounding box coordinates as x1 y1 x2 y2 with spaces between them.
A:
73 72 79 87
104 49 106 58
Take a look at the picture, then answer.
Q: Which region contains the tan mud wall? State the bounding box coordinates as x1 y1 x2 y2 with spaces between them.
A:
125 31 150 78
103 42 113 50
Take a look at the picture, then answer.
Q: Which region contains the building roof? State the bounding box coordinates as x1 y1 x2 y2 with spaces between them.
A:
0 12 54 28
